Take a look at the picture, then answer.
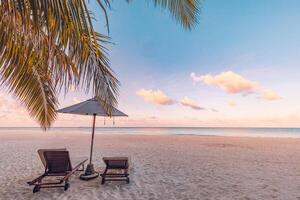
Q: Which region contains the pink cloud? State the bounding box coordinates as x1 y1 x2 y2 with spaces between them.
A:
180 97 204 110
136 89 175 105
0 92 8 108
191 71 259 94
190 72 202 82
226 100 237 107
262 89 281 101
69 85 76 92
0 91 28 120
72 97 81 104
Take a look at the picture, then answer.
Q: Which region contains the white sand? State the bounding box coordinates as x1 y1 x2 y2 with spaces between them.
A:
1 132 300 200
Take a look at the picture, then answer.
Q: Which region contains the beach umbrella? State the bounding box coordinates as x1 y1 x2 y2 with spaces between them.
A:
57 98 128 180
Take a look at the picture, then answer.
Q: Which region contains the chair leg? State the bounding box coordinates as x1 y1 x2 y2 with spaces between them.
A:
101 168 108 185
33 185 40 193
64 182 70 191
124 169 130 184
31 175 44 193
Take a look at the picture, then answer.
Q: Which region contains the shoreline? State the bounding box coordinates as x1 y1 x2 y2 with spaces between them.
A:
1 127 300 139
1 130 300 139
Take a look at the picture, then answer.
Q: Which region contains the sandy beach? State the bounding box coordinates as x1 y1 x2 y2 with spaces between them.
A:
1 132 300 200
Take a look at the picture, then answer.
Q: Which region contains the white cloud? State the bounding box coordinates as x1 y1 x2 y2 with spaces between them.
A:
191 71 259 94
190 72 202 83
180 97 204 110
0 91 27 120
262 89 281 101
72 97 81 104
226 100 237 107
210 108 218 112
69 85 76 92
136 89 175 105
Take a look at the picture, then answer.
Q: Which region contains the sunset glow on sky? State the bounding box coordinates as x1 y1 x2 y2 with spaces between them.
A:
1 0 300 127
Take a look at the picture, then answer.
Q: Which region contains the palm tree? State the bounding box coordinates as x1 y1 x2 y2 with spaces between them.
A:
0 0 200 129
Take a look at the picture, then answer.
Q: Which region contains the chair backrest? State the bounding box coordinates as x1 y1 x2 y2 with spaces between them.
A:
43 151 72 173
38 148 67 168
103 157 129 169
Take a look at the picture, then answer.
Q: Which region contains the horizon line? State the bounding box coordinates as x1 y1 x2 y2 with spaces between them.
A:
0 126 300 129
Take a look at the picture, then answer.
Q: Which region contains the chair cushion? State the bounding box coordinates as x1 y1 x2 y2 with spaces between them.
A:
37 148 67 168
44 151 71 173
103 157 129 169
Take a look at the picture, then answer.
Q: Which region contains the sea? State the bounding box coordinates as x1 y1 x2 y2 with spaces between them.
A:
1 127 300 138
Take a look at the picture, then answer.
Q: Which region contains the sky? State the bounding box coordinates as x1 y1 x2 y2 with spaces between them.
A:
1 0 300 127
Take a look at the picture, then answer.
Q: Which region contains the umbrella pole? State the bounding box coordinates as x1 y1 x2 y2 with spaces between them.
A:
80 114 99 180
89 114 96 164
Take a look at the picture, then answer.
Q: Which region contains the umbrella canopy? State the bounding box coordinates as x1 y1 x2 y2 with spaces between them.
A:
56 98 127 179
57 98 128 117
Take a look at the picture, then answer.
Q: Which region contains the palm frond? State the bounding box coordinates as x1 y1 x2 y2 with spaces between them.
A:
0 0 119 128
0 19 57 128
0 0 200 129
125 0 200 29
157 0 200 29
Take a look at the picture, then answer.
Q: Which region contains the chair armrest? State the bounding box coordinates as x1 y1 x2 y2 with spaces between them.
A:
27 174 46 185
62 158 88 182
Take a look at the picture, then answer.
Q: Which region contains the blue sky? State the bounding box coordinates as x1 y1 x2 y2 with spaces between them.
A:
1 0 300 127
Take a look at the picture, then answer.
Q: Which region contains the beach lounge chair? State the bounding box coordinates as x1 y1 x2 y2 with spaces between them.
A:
27 149 87 193
100 157 130 184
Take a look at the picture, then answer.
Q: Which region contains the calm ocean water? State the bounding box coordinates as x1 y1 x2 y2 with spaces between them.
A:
0 127 300 138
